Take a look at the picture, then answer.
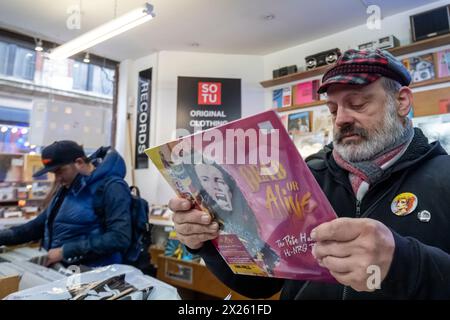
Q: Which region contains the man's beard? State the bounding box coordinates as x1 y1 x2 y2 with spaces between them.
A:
333 95 406 162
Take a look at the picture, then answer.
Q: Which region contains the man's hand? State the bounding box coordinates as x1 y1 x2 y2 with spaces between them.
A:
168 197 219 250
311 218 395 292
45 247 63 266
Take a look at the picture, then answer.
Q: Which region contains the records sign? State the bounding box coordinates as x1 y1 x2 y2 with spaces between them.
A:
176 76 241 135
135 68 152 169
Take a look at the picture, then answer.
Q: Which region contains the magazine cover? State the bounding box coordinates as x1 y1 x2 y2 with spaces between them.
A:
287 111 310 136
439 99 450 114
402 53 435 83
293 80 320 105
272 87 292 108
437 49 450 78
312 107 333 145
145 110 337 281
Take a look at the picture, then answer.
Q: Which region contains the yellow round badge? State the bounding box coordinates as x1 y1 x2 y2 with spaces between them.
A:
391 192 418 216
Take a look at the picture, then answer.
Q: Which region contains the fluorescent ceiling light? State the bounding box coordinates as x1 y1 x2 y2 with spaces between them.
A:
49 3 154 60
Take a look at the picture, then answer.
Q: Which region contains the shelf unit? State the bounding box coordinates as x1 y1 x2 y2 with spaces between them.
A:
155 254 280 300
0 197 46 204
388 33 450 56
0 216 37 230
275 76 450 113
275 100 326 113
260 65 329 88
261 33 450 89
265 33 450 114
409 76 450 89
149 216 174 227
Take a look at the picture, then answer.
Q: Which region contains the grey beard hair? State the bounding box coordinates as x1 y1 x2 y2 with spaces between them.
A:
333 95 406 162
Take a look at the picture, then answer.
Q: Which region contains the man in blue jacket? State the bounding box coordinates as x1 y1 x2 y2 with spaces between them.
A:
0 140 132 267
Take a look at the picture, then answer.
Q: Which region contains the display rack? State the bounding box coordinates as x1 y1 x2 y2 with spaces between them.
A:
261 33 450 89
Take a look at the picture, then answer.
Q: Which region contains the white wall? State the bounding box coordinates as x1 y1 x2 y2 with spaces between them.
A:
262 0 450 107
117 0 450 205
264 0 450 77
115 53 159 203
116 51 265 205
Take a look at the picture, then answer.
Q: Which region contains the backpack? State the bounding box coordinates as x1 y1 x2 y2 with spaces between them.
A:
93 178 153 266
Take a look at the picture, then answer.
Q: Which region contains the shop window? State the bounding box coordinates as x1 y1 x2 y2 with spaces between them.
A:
0 40 35 81
72 61 90 91
0 42 9 75
90 65 114 96
0 125 33 154
72 62 114 97
12 46 35 80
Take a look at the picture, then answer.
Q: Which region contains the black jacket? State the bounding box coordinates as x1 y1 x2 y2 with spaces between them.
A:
197 129 450 299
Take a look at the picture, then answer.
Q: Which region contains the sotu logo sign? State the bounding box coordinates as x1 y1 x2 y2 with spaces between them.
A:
198 82 222 105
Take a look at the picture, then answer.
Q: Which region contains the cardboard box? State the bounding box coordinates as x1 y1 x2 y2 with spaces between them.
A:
0 154 24 182
0 274 20 299
24 154 53 182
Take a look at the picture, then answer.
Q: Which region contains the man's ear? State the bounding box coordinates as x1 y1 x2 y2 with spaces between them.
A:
396 86 413 118
73 157 85 169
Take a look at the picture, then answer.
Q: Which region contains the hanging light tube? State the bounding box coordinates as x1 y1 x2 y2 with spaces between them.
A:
49 3 154 60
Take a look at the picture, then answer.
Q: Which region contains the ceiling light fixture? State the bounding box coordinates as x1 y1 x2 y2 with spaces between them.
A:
263 14 276 21
35 39 43 52
83 52 90 63
49 2 155 60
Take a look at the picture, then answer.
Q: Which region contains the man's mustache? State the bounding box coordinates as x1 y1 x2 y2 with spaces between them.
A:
334 125 368 143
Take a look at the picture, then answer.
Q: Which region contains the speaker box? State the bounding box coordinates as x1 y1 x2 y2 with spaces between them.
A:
410 5 450 42
273 69 280 78
377 35 400 50
305 48 341 70
272 65 297 79
358 41 377 50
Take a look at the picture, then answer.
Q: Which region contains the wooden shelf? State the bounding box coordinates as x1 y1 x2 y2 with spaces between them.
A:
276 100 326 113
149 216 174 227
275 77 450 113
155 254 280 300
388 33 450 56
0 198 46 204
260 33 450 89
410 76 450 89
260 65 330 88
0 216 36 229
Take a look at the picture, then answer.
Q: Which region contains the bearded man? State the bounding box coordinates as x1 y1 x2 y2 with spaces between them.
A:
168 49 450 299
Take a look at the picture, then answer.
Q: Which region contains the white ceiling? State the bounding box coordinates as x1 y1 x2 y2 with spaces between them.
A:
0 0 440 62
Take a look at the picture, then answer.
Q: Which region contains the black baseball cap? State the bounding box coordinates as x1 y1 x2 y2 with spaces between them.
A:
33 140 86 178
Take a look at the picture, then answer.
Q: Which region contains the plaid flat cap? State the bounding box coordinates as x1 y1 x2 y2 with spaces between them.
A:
317 49 411 94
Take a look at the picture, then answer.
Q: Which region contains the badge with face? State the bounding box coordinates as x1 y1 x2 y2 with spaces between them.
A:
391 192 418 216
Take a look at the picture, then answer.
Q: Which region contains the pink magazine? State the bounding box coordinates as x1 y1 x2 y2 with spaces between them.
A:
437 50 450 78
294 80 319 105
145 110 337 281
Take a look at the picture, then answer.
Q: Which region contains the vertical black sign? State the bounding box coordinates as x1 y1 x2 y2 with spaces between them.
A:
177 76 241 135
135 68 152 169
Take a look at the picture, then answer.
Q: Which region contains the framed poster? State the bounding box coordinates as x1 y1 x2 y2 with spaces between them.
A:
287 111 311 135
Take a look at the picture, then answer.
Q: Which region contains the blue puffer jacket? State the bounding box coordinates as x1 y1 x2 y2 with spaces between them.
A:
0 147 132 267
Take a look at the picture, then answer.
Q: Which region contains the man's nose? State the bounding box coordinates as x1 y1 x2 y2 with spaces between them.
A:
334 107 354 128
